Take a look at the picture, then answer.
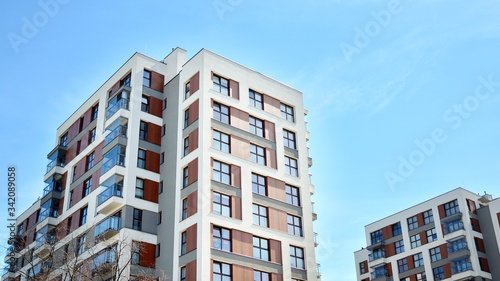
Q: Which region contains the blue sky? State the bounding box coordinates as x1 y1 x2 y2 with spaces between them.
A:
1 1 500 280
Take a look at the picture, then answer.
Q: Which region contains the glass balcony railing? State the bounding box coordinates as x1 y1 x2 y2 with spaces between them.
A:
92 249 116 270
448 238 468 254
102 154 125 174
97 183 123 206
369 249 386 261
104 124 127 146
94 216 121 237
444 219 464 235
46 157 65 172
43 181 63 196
371 265 388 279
37 206 59 222
451 258 473 274
34 233 55 250
106 99 129 119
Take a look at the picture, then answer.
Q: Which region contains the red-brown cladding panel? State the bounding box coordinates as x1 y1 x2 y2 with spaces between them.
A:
190 72 200 94
190 99 199 124
443 263 452 278
232 196 242 220
187 190 198 217
270 239 282 264
231 164 241 188
186 260 197 281
187 158 198 186
186 224 197 253
139 242 156 268
438 205 446 219
146 151 160 173
148 123 162 145
150 71 165 93
150 96 163 118
439 244 448 259
229 80 239 100
144 179 159 203
189 128 199 153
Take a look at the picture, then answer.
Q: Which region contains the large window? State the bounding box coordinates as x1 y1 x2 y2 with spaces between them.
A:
79 207 88 226
414 253 424 268
410 234 421 249
426 228 437 242
429 246 441 262
283 129 296 149
133 208 142 230
213 102 230 124
251 173 267 195
397 258 409 273
83 177 92 197
451 257 472 274
392 222 402 236
416 272 426 281
213 130 230 153
395 240 405 254
407 215 418 230
213 160 230 185
249 90 263 109
141 95 149 112
423 209 434 224
213 226 231 252
213 192 231 217
252 204 268 227
91 104 99 121
253 237 269 261
77 235 86 255
287 214 302 236
184 109 190 128
432 266 444 280
284 156 298 176
89 127 96 143
137 149 146 169
250 144 266 165
253 271 269 281
135 178 144 199
370 230 383 244
139 121 148 140
448 237 467 253
183 137 189 156
213 74 229 95
181 231 187 255
280 103 295 122
60 133 68 146
290 246 304 269
249 116 264 137
86 152 95 171
181 198 188 220
444 199 460 217
213 262 231 281
182 167 189 188
286 185 300 206
143 70 151 87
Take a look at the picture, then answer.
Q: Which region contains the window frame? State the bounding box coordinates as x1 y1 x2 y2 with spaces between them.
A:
213 261 231 281
287 214 303 236
283 129 297 149
280 103 295 122
135 178 144 199
89 127 96 143
143 70 151 87
286 185 300 206
137 149 146 168
249 90 263 109
429 246 441 262
252 204 268 227
213 192 231 217
141 95 150 112
139 121 148 141
212 160 230 185
79 206 88 226
213 130 230 153
182 167 189 189
410 234 421 249
83 177 92 197
213 102 230 124
86 152 95 171
181 231 187 255
423 209 434 224
250 144 266 165
395 240 405 254
213 74 229 95
213 226 231 252
290 245 305 269
407 215 418 230
249 116 265 137
133 208 143 231
253 236 270 261
285 156 298 176
184 108 190 128
251 173 267 196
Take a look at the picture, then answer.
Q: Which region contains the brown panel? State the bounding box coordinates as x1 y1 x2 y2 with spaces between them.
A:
264 120 275 142
150 71 165 93
189 99 199 124
186 224 198 253
439 244 448 259
479 257 490 272
66 143 77 164
386 262 392 276
186 260 197 281
270 239 282 264
71 184 83 207
187 190 198 217
267 177 286 202
266 148 277 169
145 150 160 173
61 172 67 191
150 96 163 118
82 107 92 129
382 225 392 240
438 204 446 219
147 123 162 145
467 199 477 213
144 179 159 203
80 131 89 151
269 207 287 232
229 80 239 100
443 263 452 278
27 211 38 229
231 164 241 188
91 170 101 192
271 273 283 281
263 94 281 116
67 121 80 143
232 196 242 220
74 157 86 180
187 158 198 186
416 213 424 228
70 210 81 231
230 135 250 159
232 264 252 280
471 218 481 232
139 242 156 268
94 142 104 163
190 72 200 94
407 255 414 270
385 243 395 257
189 128 199 153
110 80 121 95
475 237 486 252
58 197 65 216
409 275 417 281
232 229 252 256
229 107 249 131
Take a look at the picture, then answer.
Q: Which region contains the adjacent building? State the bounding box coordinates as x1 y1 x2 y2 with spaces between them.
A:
354 187 500 281
3 48 319 281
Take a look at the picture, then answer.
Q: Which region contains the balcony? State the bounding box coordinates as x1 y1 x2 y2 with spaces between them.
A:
448 238 470 260
312 202 318 221
371 265 392 281
443 219 465 235
42 180 63 197
314 232 319 247
369 249 386 262
92 249 116 272
106 98 129 120
45 145 67 178
102 145 126 174
94 216 121 240
34 233 56 259
96 175 124 215
37 205 59 223
316 263 321 279
104 124 128 146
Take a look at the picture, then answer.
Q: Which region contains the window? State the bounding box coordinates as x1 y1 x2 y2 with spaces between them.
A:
213 192 231 217
286 185 300 206
132 241 140 265
448 237 467 253
183 137 189 156
426 228 437 242
89 127 96 143
451 257 472 274
407 215 418 230
252 204 268 227
79 117 84 132
392 222 402 236
445 218 464 234
416 272 426 281
159 181 163 194
395 240 405 254
133 208 142 230
213 130 230 153
213 226 231 252
160 152 164 164
290 246 304 269
249 90 263 109
181 231 187 255
423 209 433 224
213 102 230 124
444 199 460 216
249 116 264 137
83 177 92 197
158 211 162 225
280 103 294 122
285 156 298 176
60 133 68 146
251 173 266 195
181 198 188 220
91 104 99 121
76 140 81 154
414 253 424 268
86 152 95 171
121 73 131 87
253 270 269 281
139 121 148 140
77 235 86 255
283 129 296 149
397 258 408 273
432 266 444 280
163 98 167 110
79 207 88 226
180 266 186 281
182 167 189 188
137 149 146 168
213 74 229 95
135 178 144 199
141 95 149 112
143 70 151 87
253 237 269 260
287 214 302 236
156 243 160 257
213 262 231 281
250 144 266 165
359 262 367 274
410 234 421 249
213 160 230 185
429 246 441 262
184 81 191 99
370 230 383 244
184 108 190 128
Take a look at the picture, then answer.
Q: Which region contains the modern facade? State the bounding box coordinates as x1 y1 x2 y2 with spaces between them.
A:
3 48 319 281
354 187 500 281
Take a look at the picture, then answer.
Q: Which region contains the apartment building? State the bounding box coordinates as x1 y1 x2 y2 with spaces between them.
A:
2 48 319 281
354 187 500 281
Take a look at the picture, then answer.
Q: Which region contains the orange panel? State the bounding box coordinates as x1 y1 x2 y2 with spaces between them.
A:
189 99 199 124
144 179 159 203
147 123 162 145
267 177 286 202
190 72 200 94
231 164 241 188
146 150 160 173
439 244 448 259
263 94 281 116
232 229 252 256
269 207 287 232
150 71 165 93
150 96 163 118
443 263 452 278
186 224 198 253
266 148 277 169
186 260 197 281
187 190 198 217
139 242 157 268
189 128 199 153
187 158 198 185
438 204 445 219
232 264 252 280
